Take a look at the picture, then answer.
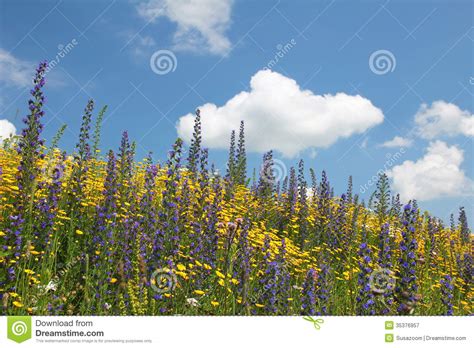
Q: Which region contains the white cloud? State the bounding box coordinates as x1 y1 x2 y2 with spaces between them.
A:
0 49 33 88
176 69 384 158
380 136 413 148
0 119 16 143
414 100 474 139
124 32 156 56
0 49 66 91
136 0 233 55
387 140 474 201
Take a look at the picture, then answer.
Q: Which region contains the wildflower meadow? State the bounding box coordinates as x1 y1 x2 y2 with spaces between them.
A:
0 63 472 316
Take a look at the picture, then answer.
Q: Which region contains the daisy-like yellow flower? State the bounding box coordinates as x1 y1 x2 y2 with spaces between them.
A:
110 278 118 284
0 231 6 237
194 290 205 295
215 270 225 279
75 229 84 235
175 271 188 280
255 303 264 308
12 301 23 308
24 269 35 275
211 301 219 307
177 264 186 271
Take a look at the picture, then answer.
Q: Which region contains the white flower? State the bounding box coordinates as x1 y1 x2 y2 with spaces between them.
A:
46 280 58 292
186 298 199 307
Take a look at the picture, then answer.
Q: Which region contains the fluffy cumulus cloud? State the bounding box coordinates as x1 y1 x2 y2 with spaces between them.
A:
387 141 474 201
415 100 474 139
136 0 233 55
0 49 33 88
176 69 384 157
0 119 16 143
380 136 413 148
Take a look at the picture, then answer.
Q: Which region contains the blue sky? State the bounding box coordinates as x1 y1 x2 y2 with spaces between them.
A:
0 0 473 223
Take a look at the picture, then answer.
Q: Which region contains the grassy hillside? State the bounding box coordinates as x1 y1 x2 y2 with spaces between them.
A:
0 62 472 316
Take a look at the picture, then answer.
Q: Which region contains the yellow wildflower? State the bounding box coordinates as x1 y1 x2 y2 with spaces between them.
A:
176 271 188 280
13 301 23 308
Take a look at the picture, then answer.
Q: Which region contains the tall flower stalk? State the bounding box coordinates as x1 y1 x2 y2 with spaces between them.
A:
396 203 419 314
4 61 48 286
356 227 375 315
440 275 454 315
301 268 316 315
